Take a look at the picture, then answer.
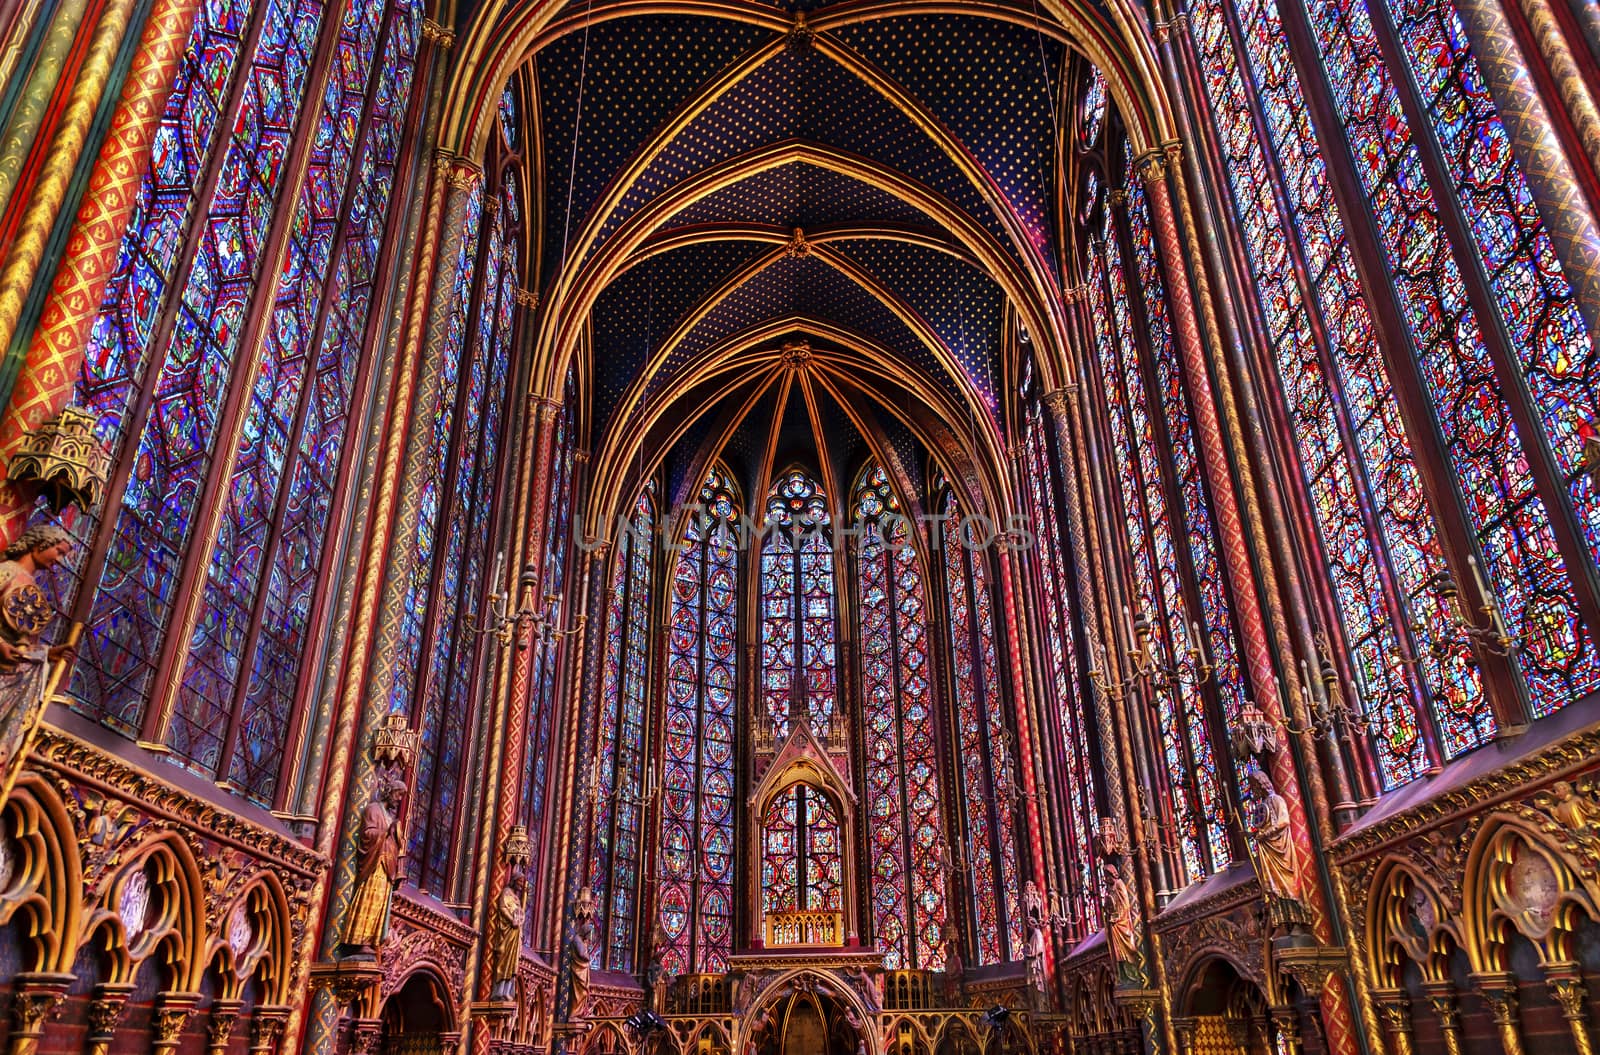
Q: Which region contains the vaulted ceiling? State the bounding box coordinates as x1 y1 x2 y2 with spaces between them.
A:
487 0 1116 516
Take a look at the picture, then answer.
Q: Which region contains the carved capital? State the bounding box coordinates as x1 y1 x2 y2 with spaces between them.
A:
10 973 72 1037
351 1018 385 1055
249 1006 291 1055
1371 988 1410 1034
1543 962 1588 1020
151 992 202 1052
1471 971 1519 1026
87 983 135 1040
422 18 455 48
1108 188 1129 208
1133 148 1168 184
1269 1005 1301 1055
1040 388 1075 423
515 287 539 309
206 1000 244 1055
1419 980 1460 1031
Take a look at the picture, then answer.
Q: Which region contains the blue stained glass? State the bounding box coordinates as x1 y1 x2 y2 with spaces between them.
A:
591 486 655 973
72 0 325 754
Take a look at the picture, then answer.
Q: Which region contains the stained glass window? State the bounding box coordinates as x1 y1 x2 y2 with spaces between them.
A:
657 467 739 974
1080 68 1107 147
53 0 423 803
408 178 520 895
853 464 947 970
941 492 1022 964
1018 416 1100 936
1185 0 1477 786
1087 180 1229 884
522 371 578 936
761 783 843 916
1301 0 1600 718
590 486 656 973
760 469 838 739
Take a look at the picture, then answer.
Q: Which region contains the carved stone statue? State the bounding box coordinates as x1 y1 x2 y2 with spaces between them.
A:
1023 881 1048 1001
341 775 406 957
0 526 74 779
942 925 964 1003
1546 780 1600 834
489 871 524 1000
644 919 672 1012
1245 769 1309 932
1101 860 1139 983
568 885 599 1017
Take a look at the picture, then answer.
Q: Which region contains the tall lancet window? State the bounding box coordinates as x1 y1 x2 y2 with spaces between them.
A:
1019 411 1101 936
761 469 838 738
657 468 740 974
49 0 423 804
1184 0 1600 779
761 783 844 919
1089 176 1234 886
940 492 1022 964
591 486 656 972
853 464 948 969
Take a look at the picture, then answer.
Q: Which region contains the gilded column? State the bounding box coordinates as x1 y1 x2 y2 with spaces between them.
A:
1543 962 1596 1055
5 973 70 1055
1371 989 1415 1055
1473 972 1528 1055
293 120 465 1054
1452 0 1600 344
469 392 561 1055
1420 980 1466 1055
1135 149 1363 1055
1512 0 1600 180
0 0 95 224
551 542 614 1053
0 0 141 389
0 0 201 537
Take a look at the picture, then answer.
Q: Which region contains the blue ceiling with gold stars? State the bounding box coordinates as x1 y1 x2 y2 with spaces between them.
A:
519 0 1082 486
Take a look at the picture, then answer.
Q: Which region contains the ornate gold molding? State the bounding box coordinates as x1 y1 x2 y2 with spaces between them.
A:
422 18 455 49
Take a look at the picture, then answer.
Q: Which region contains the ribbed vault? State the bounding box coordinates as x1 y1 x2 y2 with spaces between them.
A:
440 0 1145 517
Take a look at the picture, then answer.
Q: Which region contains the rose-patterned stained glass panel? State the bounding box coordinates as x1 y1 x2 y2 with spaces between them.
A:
760 470 837 738
942 492 1022 963
590 486 655 973
854 464 947 970
657 467 740 975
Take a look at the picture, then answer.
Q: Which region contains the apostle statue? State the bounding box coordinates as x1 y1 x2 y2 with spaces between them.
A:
643 919 673 1012
1023 881 1048 1003
1245 768 1309 933
490 870 525 1000
342 775 407 957
1101 860 1140 984
568 885 599 1018
0 526 75 791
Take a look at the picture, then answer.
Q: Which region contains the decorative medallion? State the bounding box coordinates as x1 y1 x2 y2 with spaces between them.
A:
119 869 151 940
227 902 254 957
1 582 50 638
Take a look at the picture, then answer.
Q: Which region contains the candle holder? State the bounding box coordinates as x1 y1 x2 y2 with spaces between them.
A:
469 552 586 651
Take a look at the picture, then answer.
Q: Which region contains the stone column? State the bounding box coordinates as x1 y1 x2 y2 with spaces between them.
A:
0 0 143 363
1371 988 1416 1055
5 972 70 1055
1473 972 1527 1055
84 982 133 1055
149 992 201 1055
1420 980 1465 1055
0 0 203 535
1449 0 1600 347
1544 962 1596 1055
